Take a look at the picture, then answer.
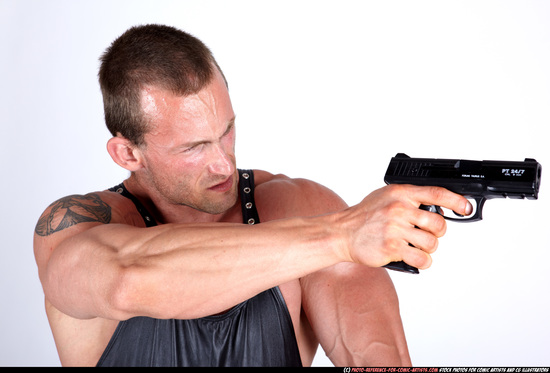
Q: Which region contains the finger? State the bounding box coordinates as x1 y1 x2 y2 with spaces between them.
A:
400 243 433 270
411 186 473 216
406 226 439 254
412 208 447 238
382 228 436 269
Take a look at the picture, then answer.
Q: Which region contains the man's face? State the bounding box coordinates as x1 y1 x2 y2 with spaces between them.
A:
136 69 238 215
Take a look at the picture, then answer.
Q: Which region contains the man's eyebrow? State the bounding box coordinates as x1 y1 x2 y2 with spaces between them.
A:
223 116 236 135
177 116 236 150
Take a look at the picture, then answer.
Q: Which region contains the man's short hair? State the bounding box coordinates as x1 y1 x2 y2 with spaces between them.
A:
99 24 224 145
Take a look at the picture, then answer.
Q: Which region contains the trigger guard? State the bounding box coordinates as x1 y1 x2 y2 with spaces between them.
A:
444 197 486 222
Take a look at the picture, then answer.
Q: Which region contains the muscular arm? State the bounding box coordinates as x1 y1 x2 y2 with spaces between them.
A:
265 178 411 366
302 264 411 366
34 177 471 326
35 194 344 321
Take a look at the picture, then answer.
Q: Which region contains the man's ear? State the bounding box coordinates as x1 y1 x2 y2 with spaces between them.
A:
106 136 144 172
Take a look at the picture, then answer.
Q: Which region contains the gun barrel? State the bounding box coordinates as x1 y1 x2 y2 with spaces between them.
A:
384 153 541 199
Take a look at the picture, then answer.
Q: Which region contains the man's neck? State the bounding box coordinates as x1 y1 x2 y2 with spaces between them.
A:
122 174 242 225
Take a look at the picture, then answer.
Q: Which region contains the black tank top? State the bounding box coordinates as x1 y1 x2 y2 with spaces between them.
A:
98 170 302 367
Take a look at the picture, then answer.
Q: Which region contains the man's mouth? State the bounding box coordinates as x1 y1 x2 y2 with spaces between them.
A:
208 177 233 192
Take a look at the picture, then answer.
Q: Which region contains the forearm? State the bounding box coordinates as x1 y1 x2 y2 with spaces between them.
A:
303 264 411 367
49 214 345 320
331 283 411 367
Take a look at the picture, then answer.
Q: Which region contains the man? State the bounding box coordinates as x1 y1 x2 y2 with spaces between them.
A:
33 24 471 367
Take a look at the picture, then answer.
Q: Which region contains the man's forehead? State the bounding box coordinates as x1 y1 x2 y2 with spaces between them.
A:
140 72 232 122
139 83 234 148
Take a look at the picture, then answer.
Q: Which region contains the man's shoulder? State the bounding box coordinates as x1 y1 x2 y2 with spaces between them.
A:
251 169 327 188
34 188 142 238
251 169 348 219
251 169 289 185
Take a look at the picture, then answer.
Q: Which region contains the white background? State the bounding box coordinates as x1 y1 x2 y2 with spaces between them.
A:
1 0 548 367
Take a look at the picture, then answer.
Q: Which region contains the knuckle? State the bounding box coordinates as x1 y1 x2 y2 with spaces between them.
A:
380 222 403 248
418 207 447 236
386 183 407 198
385 237 404 259
433 215 447 236
428 213 446 234
381 220 400 240
384 200 407 217
425 235 439 253
428 186 447 201
385 236 400 252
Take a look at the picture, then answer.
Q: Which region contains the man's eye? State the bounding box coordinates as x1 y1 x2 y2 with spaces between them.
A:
183 144 204 153
223 126 233 137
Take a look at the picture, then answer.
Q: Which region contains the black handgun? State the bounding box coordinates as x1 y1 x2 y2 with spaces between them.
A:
383 153 542 274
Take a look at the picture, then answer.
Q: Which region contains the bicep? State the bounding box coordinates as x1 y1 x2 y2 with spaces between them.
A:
33 192 142 320
36 223 138 320
256 175 349 220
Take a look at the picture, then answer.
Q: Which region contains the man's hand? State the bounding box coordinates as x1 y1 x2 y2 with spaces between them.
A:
335 184 473 270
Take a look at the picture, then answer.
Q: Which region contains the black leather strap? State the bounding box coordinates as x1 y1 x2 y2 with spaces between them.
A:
238 169 261 225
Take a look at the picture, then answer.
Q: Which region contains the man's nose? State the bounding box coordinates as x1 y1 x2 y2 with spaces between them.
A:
208 144 234 176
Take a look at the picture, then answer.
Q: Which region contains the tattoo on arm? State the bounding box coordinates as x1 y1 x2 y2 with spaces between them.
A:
35 193 112 236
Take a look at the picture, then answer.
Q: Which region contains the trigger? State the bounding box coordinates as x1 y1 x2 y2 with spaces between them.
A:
435 206 443 215
420 204 442 214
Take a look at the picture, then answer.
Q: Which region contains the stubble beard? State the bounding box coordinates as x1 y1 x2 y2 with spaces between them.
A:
194 185 239 215
152 173 239 216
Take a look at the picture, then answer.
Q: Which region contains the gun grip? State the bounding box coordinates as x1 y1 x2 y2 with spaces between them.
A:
383 204 439 274
384 261 419 274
